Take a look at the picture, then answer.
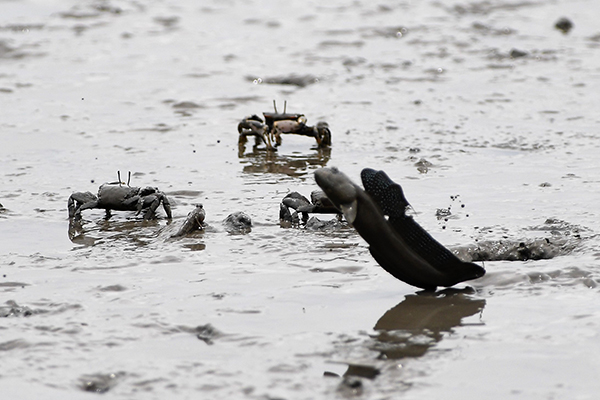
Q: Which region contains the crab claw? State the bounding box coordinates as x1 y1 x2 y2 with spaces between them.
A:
237 118 266 135
67 191 98 219
315 121 331 147
279 203 293 223
238 118 269 147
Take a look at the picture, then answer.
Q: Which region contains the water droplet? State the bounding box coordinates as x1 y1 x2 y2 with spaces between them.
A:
253 78 263 84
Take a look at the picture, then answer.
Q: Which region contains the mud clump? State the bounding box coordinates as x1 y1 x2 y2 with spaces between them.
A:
79 372 125 394
555 17 573 34
0 301 35 317
195 324 223 345
245 74 320 87
223 211 252 234
454 237 578 262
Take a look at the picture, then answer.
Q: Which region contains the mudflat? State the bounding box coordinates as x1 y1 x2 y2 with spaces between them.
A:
1 1 599 399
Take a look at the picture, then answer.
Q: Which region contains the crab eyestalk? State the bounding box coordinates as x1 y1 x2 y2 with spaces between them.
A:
115 170 132 186
272 100 287 114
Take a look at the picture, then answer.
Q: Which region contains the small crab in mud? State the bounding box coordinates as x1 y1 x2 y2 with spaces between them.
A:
238 101 331 150
279 190 340 226
172 204 206 237
68 171 172 221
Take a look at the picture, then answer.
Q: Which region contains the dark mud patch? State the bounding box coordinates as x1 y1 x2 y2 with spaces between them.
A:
0 24 45 32
79 372 127 394
58 1 128 20
456 218 589 262
133 323 226 344
169 100 205 116
554 17 574 34
319 40 365 48
359 26 409 39
154 16 180 30
192 324 223 345
167 189 203 199
310 265 363 274
132 123 177 133
454 237 578 262
0 40 44 60
0 339 31 351
182 242 206 251
0 300 37 317
0 282 30 290
246 74 320 87
171 100 204 109
0 300 82 317
444 1 540 16
470 22 516 37
215 95 264 109
412 157 434 174
337 376 365 396
527 217 588 236
343 363 381 379
97 284 127 292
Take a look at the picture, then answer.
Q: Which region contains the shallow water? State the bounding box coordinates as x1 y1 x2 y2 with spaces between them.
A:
1 0 600 399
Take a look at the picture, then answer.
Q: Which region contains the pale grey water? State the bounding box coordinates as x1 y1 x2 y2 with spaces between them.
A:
1 0 600 399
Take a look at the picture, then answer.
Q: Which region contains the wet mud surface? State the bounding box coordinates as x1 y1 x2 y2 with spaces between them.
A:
1 0 600 399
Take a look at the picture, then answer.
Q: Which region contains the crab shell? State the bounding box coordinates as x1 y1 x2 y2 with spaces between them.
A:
68 183 172 220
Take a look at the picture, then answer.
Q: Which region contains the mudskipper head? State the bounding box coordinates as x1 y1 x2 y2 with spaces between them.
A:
314 167 359 223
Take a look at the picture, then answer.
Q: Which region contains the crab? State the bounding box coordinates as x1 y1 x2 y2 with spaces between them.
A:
279 189 340 226
68 172 172 221
238 101 331 150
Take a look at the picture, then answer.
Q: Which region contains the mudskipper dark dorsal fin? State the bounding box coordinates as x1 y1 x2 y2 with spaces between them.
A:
361 168 410 218
361 167 485 285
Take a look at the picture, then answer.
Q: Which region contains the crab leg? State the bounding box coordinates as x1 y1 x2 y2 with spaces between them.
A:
161 194 172 219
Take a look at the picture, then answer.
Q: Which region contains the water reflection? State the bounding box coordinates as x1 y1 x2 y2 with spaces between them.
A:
68 218 165 248
68 219 96 246
370 288 485 360
238 144 331 177
68 217 208 252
